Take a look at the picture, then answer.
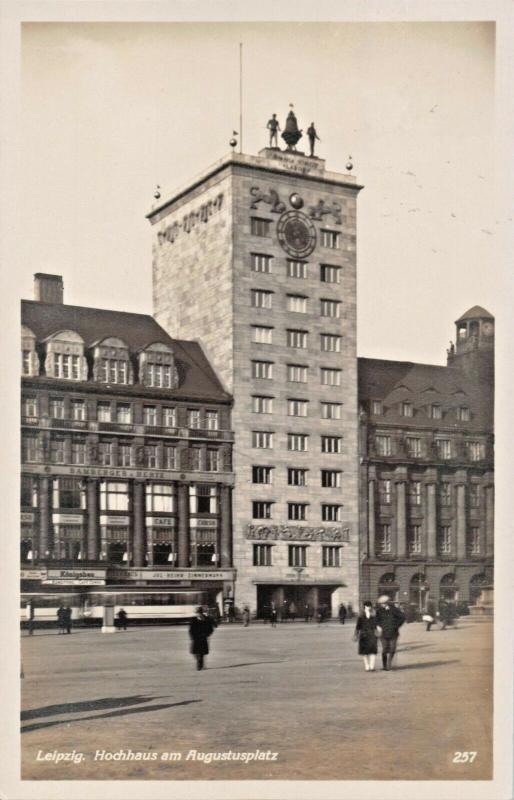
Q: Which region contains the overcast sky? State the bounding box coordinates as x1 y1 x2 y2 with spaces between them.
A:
20 21 498 365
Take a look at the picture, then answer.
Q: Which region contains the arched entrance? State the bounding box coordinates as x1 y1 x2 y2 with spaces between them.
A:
440 573 459 602
377 572 399 602
470 573 488 604
409 573 429 612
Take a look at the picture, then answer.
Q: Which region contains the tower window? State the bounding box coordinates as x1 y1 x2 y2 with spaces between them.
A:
252 466 273 484
320 230 340 249
288 468 308 486
252 325 273 344
320 264 341 284
252 501 273 519
287 260 307 279
321 470 342 488
253 544 273 566
322 546 341 567
287 329 308 349
251 217 271 237
320 299 341 318
287 295 308 313
251 289 273 309
251 253 273 273
288 502 308 521
252 360 273 379
321 504 342 522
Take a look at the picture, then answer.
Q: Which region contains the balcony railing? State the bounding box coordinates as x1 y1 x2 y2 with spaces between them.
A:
22 416 234 441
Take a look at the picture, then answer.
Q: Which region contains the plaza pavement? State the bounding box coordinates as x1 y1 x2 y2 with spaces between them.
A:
20 616 493 781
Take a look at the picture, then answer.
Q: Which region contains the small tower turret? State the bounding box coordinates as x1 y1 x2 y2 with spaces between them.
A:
447 305 494 382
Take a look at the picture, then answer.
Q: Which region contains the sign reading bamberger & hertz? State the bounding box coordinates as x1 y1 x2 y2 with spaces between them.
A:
246 524 350 542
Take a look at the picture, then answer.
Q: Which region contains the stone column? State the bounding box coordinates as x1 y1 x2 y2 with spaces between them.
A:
220 485 232 567
456 478 467 560
485 483 494 558
368 476 376 558
426 471 437 559
38 476 50 559
395 472 407 559
133 481 145 567
177 483 190 568
87 479 99 560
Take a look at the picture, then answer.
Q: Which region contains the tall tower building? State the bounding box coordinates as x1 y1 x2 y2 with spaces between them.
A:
148 124 363 615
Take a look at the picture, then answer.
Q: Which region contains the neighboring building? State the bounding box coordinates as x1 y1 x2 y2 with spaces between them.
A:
359 306 494 608
148 139 362 616
21 273 235 614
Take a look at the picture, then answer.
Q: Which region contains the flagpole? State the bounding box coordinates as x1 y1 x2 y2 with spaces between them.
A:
239 42 243 154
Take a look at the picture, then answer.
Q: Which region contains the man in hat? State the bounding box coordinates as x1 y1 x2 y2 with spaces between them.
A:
375 595 405 671
188 606 215 671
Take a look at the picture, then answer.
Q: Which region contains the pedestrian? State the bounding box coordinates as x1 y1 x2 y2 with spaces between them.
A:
316 605 325 624
304 603 312 623
423 599 437 632
63 605 73 634
270 602 278 628
439 599 456 630
117 608 128 630
26 599 35 636
242 606 250 627
189 606 215 671
375 595 406 670
338 603 347 625
281 600 289 623
56 604 66 634
289 601 297 622
354 601 379 671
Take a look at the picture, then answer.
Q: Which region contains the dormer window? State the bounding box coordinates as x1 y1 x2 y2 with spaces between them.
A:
44 330 87 382
372 400 383 416
92 337 133 385
401 401 413 417
457 406 470 422
429 404 442 420
139 342 178 389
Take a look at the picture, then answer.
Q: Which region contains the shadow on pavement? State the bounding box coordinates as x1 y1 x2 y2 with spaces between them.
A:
393 659 461 670
209 660 287 670
21 699 202 734
22 695 169 721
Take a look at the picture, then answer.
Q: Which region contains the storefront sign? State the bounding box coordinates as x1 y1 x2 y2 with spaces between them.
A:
21 569 46 580
190 518 217 529
44 568 106 582
145 517 176 528
20 512 35 523
109 568 234 581
44 579 106 586
246 524 350 542
52 514 84 524
22 464 233 485
99 516 130 526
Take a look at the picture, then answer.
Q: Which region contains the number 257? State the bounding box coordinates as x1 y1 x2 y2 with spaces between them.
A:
453 751 477 764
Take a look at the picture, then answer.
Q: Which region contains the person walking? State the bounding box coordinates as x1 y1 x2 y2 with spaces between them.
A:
289 601 297 622
117 608 128 630
63 605 73 634
56 604 66 634
338 603 347 625
189 606 215 671
354 601 379 671
439 599 456 630
304 603 312 623
375 595 405 670
270 602 278 627
423 599 437 632
242 606 250 627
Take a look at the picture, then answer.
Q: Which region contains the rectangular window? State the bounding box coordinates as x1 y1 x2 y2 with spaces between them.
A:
22 396 38 418
21 476 37 507
163 445 177 470
288 502 308 521
320 334 342 352
437 439 452 459
189 447 201 471
50 398 65 419
99 358 128 385
252 466 273 484
97 402 112 422
287 329 308 349
320 229 340 249
143 405 157 426
439 526 452 555
321 402 342 420
321 470 342 488
252 360 273 379
321 435 342 454
288 399 308 417
147 363 172 389
50 437 66 464
191 484 218 515
98 441 114 466
252 395 273 414
440 483 452 506
100 481 129 512
379 479 392 504
162 407 177 427
321 504 342 522
322 546 341 567
253 544 273 567
467 441 485 461
251 289 273 309
410 481 422 506
118 443 132 467
288 545 307 567
457 406 470 422
321 367 342 386
287 295 307 313
57 477 82 509
253 501 273 519
378 524 392 554
320 299 341 318
70 399 86 421
410 525 422 554
252 431 273 449
71 439 86 465
205 410 219 431
22 350 31 376
406 437 422 457
206 449 219 472
320 264 341 284
430 404 442 420
288 433 308 452
146 483 175 513
252 325 273 345
251 217 271 237
53 353 78 380
372 400 383 416
470 527 481 555
401 401 413 417
251 253 273 273
469 484 480 508
287 260 307 279
188 409 201 429
116 404 132 424
375 435 392 456
287 364 308 383
288 468 308 486
21 434 38 463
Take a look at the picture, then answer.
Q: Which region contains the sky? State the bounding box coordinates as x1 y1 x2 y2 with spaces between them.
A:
19 20 499 365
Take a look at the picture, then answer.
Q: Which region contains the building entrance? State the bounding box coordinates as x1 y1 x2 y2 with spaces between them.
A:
256 584 339 620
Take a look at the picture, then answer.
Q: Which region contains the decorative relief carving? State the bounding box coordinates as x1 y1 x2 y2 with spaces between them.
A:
246 524 350 543
157 193 224 246
308 199 342 225
249 186 286 214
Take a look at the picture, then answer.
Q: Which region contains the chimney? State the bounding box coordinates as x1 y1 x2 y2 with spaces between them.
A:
33 273 64 304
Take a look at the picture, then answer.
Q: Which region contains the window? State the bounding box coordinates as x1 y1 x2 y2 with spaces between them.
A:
253 544 273 566
22 350 32 376
287 260 307 279
320 229 340 249
57 477 82 509
401 401 413 417
375 435 392 456
439 526 452 555
50 398 65 419
251 253 273 273
288 433 308 452
320 299 341 318
143 406 157 426
163 445 177 469
22 396 38 418
410 481 422 506
205 410 219 431
251 217 271 237
146 363 173 388
467 441 485 461
116 404 132 424
188 409 201 429
470 527 481 555
410 525 422 555
146 483 174 513
287 329 308 349
322 546 341 567
469 484 480 508
97 402 111 422
252 325 273 345
21 476 37 507
440 483 452 506
288 468 308 486
253 501 273 519
288 399 308 417
70 399 86 421
320 334 341 352
252 395 273 414
98 441 114 466
252 466 273 484
98 358 128 385
437 439 452 459
100 481 129 512
21 434 38 463
321 435 341 454
252 431 273 449
288 545 307 567
430 404 442 420
50 437 65 464
206 449 219 472
406 437 422 457
189 447 201 470
321 402 342 420
53 353 80 380
457 406 470 422
378 524 392 554
372 400 383 416
321 470 342 488
71 439 86 465
321 504 342 522
162 407 176 427
379 479 392 504
320 264 341 284
287 364 308 383
321 367 342 386
251 289 273 309
252 360 273 380
118 443 132 467
287 295 307 313
191 485 218 515
288 502 308 521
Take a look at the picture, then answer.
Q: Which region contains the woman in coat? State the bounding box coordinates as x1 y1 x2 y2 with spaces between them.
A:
354 601 380 671
189 607 215 670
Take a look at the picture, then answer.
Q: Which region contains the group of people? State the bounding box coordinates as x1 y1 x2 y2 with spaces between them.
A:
56 604 73 634
354 595 406 672
424 598 458 631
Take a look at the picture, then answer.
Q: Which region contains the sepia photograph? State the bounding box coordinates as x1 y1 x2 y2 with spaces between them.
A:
0 2 512 799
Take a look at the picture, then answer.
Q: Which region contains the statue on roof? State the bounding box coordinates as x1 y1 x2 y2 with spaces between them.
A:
281 107 302 151
306 122 320 157
267 114 280 148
